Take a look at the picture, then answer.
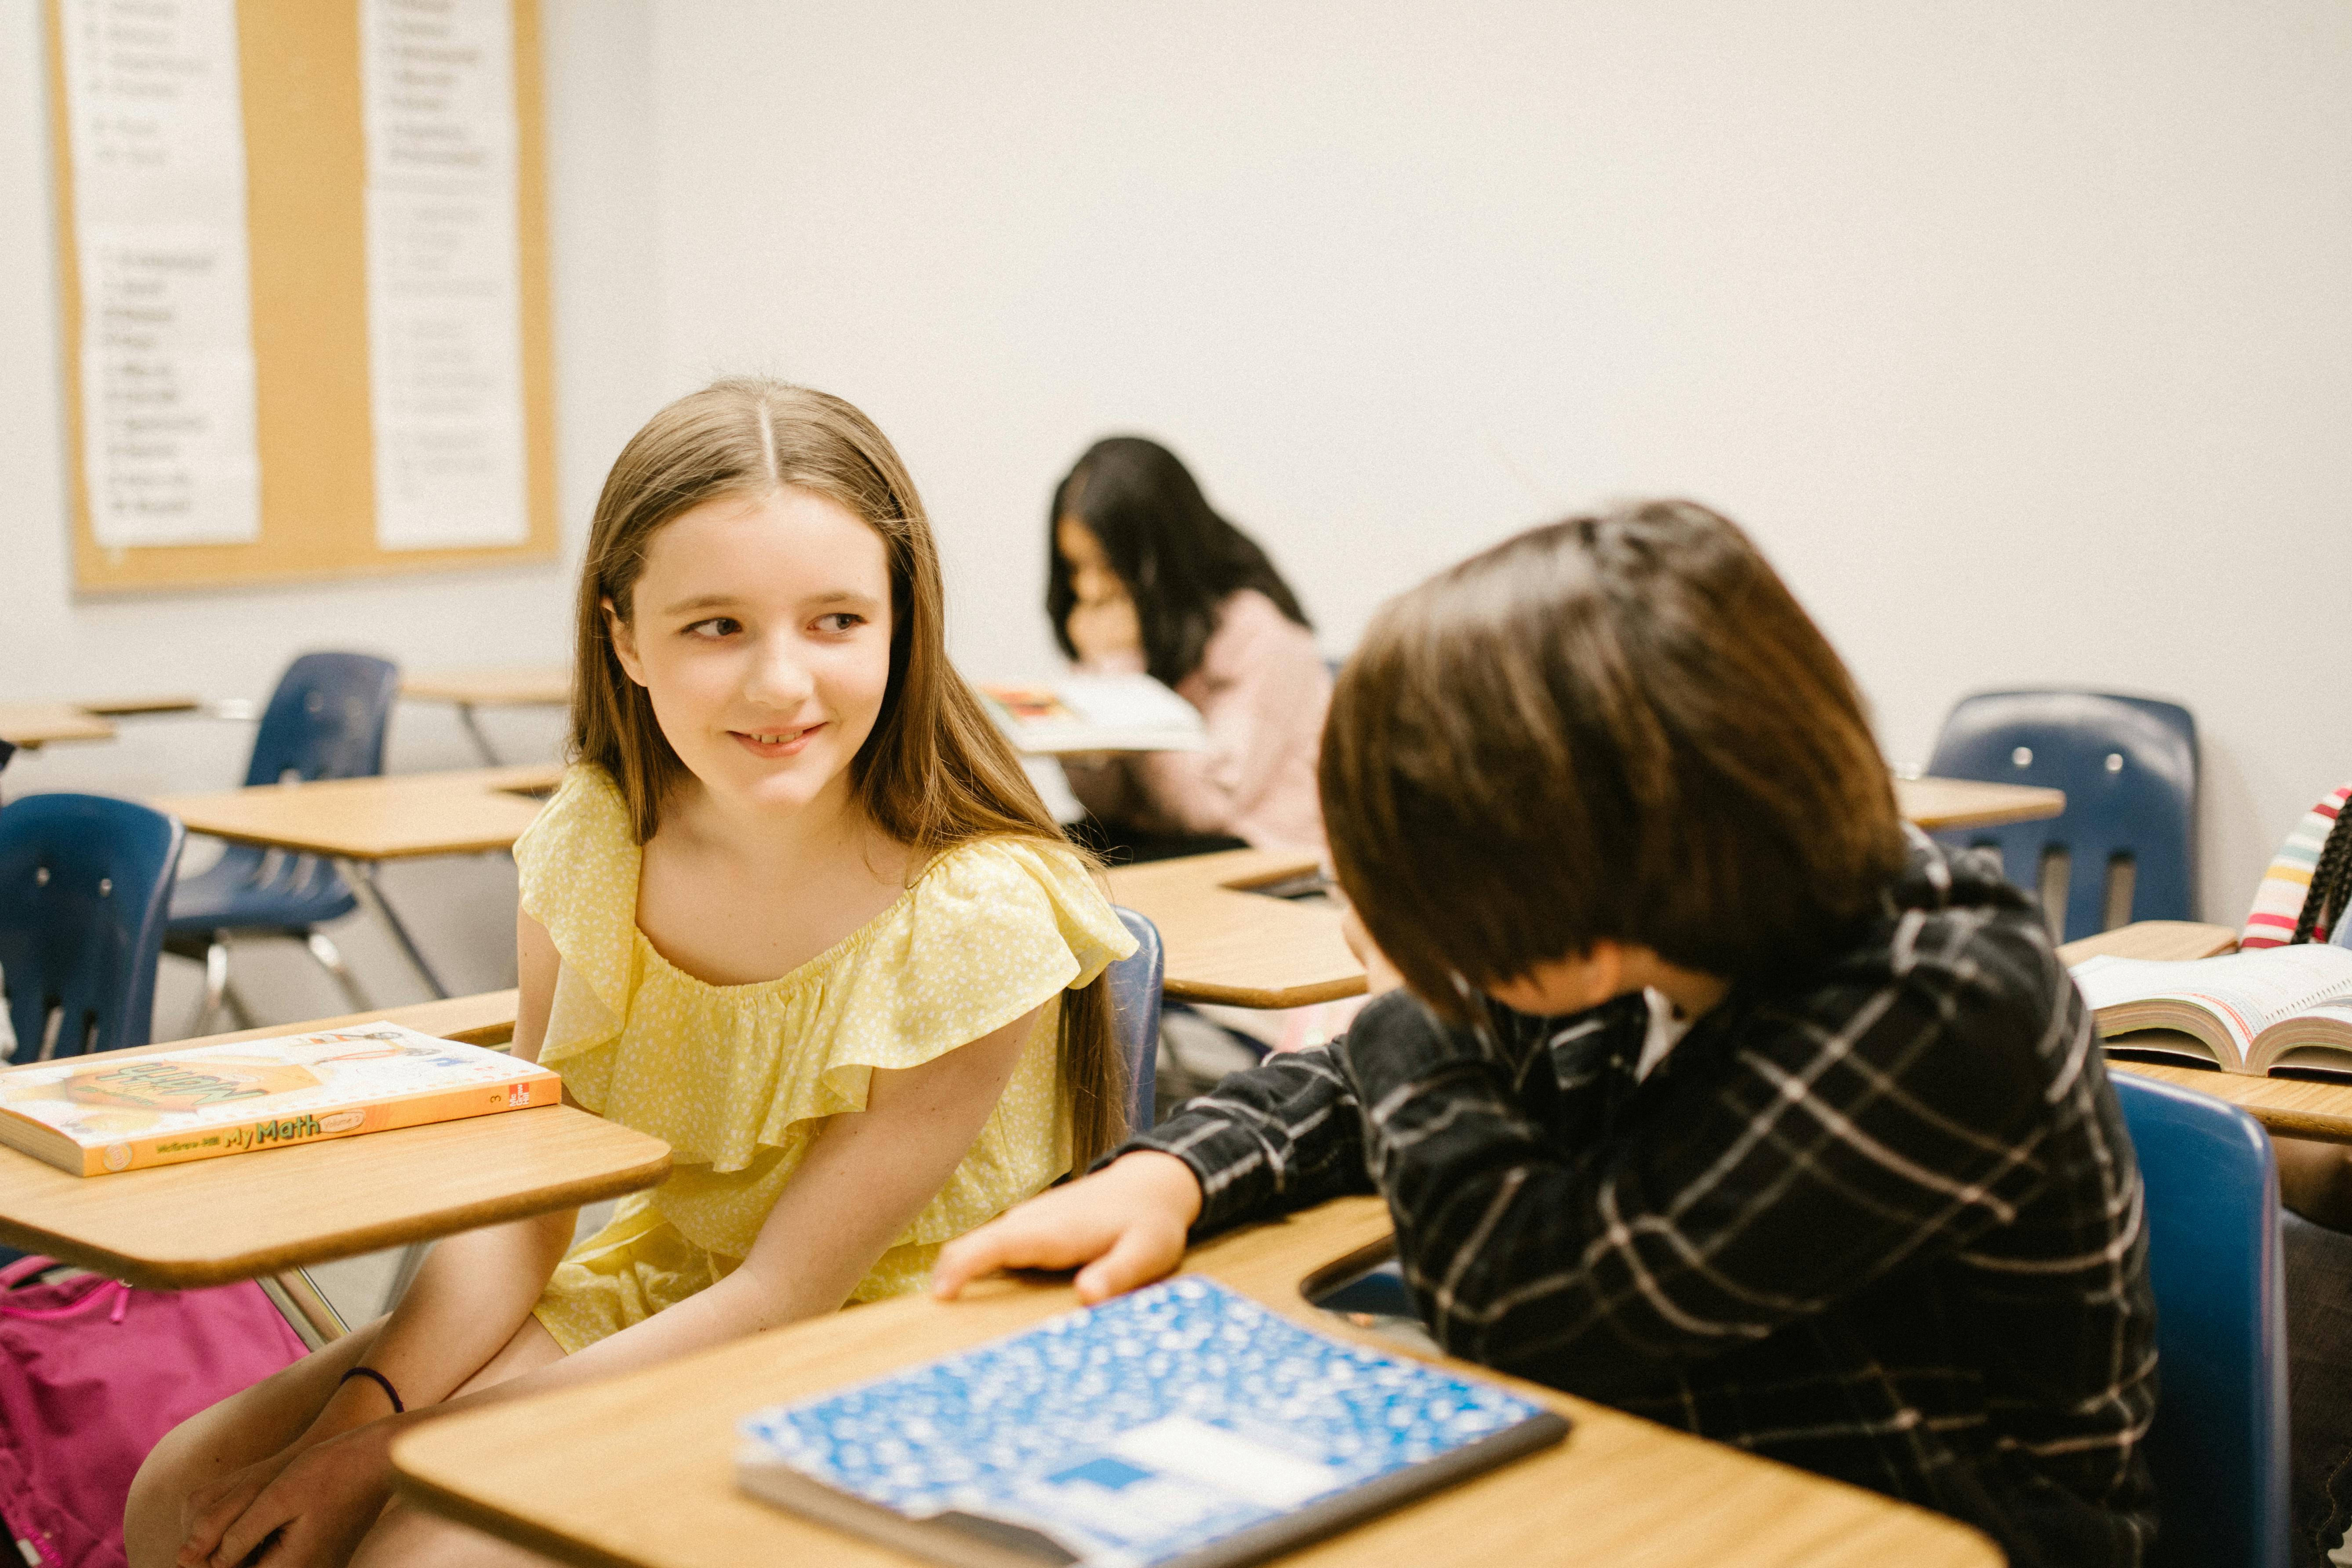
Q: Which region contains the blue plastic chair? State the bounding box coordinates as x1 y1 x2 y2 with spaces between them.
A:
1107 907 1163 1133
2111 1070 2290 1568
164 652 400 1033
0 794 184 1062
1927 690 2199 942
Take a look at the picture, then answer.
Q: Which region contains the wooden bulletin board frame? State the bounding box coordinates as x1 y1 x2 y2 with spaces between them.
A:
46 0 559 594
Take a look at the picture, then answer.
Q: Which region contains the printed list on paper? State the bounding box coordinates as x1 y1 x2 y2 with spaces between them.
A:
360 0 529 551
59 0 262 548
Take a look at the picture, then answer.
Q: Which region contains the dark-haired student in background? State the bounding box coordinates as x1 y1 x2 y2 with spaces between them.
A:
1047 437 1329 862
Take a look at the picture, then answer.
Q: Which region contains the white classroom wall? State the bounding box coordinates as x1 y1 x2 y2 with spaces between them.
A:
2 0 2348 1030
640 0 2352 926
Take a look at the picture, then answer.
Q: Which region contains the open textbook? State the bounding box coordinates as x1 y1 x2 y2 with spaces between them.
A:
982 675 1207 755
2074 944 2352 1077
0 1022 559 1175
737 1276 1569 1568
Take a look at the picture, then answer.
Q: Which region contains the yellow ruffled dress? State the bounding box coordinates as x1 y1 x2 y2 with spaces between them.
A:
513 765 1134 1353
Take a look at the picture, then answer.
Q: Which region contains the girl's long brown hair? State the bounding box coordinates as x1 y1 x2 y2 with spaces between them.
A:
571 378 1127 1165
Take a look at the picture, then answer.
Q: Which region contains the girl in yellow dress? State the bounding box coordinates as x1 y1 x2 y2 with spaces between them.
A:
132 380 1138 1568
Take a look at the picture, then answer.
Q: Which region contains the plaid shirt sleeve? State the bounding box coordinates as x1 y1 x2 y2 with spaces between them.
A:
1128 905 2079 1399
1113 1043 1380 1223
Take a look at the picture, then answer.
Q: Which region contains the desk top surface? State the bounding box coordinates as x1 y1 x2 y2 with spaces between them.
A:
0 702 115 748
75 693 203 717
0 992 669 1287
393 1195 1996 1568
1104 848 1362 1009
152 762 563 860
1894 775 2065 830
403 665 574 707
2109 1060 2352 1145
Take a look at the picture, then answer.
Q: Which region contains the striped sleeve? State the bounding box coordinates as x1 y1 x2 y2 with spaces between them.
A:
2241 783 2351 948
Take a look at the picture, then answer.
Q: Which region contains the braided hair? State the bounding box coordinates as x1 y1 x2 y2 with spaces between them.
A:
2295 808 2352 944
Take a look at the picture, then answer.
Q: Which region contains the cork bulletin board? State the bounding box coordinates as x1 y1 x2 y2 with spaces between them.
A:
47 0 557 593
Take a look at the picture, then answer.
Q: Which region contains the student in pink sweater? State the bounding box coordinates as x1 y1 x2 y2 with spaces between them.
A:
1047 437 1330 861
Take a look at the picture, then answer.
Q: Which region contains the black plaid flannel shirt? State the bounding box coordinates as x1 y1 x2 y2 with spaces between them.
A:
1121 836 2158 1565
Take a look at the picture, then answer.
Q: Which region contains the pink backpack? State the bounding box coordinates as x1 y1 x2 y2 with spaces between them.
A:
0 1256 307 1568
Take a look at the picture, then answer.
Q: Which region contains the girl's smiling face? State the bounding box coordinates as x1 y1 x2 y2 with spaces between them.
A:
608 486 894 821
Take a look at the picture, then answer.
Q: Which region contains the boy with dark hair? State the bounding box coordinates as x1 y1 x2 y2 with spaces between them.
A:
938 501 2158 1565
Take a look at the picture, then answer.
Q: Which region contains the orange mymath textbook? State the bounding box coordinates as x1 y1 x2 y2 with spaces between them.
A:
0 1022 560 1176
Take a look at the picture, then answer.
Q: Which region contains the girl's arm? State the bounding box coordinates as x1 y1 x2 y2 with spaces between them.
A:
189 995 1042 1568
176 910 579 1567
289 907 581 1447
415 998 1041 1400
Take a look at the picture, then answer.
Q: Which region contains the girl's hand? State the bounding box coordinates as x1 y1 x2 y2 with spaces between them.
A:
177 1445 303 1567
932 1151 1203 1304
1066 593 1142 663
179 1420 397 1568
1339 906 1407 997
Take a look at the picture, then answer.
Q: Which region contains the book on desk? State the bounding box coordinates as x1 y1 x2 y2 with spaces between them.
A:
982 675 1207 756
2079 944 2352 1079
735 1275 1568 1568
0 1022 558 1175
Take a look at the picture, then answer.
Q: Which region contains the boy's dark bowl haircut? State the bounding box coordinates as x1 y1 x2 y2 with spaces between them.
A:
1322 500 1907 1018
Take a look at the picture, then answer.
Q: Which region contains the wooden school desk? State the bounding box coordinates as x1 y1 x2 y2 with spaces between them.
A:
0 695 205 751
0 702 114 750
1104 847 1358 1009
393 1194 1997 1568
151 763 561 999
403 665 573 766
1893 775 2064 831
0 991 669 1289
2058 921 2241 967
2108 1062 2352 1145
75 693 203 718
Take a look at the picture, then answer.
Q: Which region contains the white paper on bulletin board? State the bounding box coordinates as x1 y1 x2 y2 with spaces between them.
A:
360 0 530 551
58 0 262 549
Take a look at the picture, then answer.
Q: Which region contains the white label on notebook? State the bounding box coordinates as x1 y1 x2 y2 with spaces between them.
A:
1108 1416 1340 1509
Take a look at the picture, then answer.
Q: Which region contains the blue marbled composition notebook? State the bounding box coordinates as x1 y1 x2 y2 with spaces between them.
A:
735 1275 1570 1568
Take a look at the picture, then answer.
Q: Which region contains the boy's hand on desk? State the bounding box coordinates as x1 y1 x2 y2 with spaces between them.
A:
933 1151 1203 1305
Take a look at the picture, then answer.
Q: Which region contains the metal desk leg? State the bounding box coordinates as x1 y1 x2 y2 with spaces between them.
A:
338 857 451 1000
456 702 504 766
259 1267 350 1351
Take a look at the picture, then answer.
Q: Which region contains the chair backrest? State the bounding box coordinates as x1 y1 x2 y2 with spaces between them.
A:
0 794 185 1060
1927 690 2199 941
243 652 401 788
2112 1071 2289 1568
1106 907 1164 1134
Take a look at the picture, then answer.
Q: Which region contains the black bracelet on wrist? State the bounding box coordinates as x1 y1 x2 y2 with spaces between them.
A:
338 1365 404 1414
